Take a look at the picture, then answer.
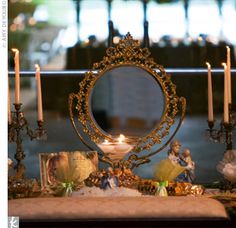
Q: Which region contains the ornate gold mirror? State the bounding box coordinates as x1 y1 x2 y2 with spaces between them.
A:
69 33 186 169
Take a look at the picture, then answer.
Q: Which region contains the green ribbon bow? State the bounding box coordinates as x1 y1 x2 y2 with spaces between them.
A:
61 181 75 197
159 181 168 187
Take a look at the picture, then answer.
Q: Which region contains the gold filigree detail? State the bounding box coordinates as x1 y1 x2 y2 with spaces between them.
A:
69 33 186 166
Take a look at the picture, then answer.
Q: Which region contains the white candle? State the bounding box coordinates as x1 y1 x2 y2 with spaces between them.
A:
226 46 231 104
115 143 132 154
35 64 43 121
115 134 132 154
98 139 115 153
206 62 214 122
8 77 12 124
118 134 125 144
222 63 229 123
12 48 20 104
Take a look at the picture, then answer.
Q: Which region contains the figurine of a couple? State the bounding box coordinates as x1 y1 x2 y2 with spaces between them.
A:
168 140 195 183
100 167 119 190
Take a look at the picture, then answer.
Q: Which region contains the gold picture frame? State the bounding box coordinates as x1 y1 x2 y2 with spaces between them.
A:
39 151 98 189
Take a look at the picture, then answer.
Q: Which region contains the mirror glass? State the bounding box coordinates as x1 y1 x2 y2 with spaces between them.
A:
90 66 165 138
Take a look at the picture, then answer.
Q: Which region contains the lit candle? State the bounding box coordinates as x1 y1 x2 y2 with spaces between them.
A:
115 134 132 154
98 139 115 153
118 134 125 144
8 78 12 124
11 48 20 104
222 63 229 123
35 64 43 121
226 46 231 104
206 62 214 122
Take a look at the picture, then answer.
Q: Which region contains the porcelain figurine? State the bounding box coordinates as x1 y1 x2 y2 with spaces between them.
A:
168 140 195 183
168 140 181 164
101 167 119 190
180 148 195 183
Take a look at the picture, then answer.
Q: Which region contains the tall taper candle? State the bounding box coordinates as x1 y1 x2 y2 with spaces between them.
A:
226 46 231 104
12 48 20 104
35 64 43 121
206 62 214 122
222 63 229 123
8 78 12 124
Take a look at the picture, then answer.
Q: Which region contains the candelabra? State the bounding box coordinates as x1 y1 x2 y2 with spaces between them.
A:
206 106 236 191
207 106 236 151
8 103 47 179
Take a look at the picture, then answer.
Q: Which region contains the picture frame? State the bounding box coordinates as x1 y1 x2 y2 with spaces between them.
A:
39 151 98 189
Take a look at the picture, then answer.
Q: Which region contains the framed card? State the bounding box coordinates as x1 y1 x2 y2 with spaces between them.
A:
39 151 98 189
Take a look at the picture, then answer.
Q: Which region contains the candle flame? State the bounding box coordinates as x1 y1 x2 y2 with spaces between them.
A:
118 134 125 143
11 48 19 54
222 62 227 68
206 62 211 68
103 139 110 144
226 46 230 51
35 64 40 71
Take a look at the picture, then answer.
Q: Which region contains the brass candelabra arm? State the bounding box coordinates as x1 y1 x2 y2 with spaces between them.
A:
206 110 236 151
206 120 224 143
8 104 27 142
230 111 236 128
25 120 47 140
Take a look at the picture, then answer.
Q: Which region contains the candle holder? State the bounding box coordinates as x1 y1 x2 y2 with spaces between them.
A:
8 103 47 179
97 136 136 169
206 106 236 151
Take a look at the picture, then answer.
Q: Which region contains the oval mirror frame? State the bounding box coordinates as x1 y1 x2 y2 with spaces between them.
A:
69 33 186 166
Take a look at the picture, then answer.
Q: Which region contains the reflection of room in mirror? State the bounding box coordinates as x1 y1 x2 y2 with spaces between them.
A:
91 66 164 137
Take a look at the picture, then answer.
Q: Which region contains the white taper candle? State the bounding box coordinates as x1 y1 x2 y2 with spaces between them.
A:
226 46 231 104
35 64 43 121
12 48 20 104
206 62 214 122
222 63 229 123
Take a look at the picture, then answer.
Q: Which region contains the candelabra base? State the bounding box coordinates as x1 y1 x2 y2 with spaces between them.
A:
8 103 47 180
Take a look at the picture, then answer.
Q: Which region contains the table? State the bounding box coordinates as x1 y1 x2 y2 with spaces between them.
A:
9 196 230 228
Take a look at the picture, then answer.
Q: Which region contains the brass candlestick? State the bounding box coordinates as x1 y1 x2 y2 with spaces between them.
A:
8 103 47 179
207 106 236 151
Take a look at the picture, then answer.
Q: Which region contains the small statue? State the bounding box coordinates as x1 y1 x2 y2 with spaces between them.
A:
180 148 195 183
101 167 119 190
168 140 181 164
168 140 195 183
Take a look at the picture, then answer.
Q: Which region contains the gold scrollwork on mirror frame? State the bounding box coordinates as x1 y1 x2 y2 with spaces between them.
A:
69 33 186 168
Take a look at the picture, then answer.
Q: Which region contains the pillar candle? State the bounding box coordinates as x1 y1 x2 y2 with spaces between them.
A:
35 64 43 121
11 48 20 104
222 63 229 123
206 62 214 122
226 46 231 104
